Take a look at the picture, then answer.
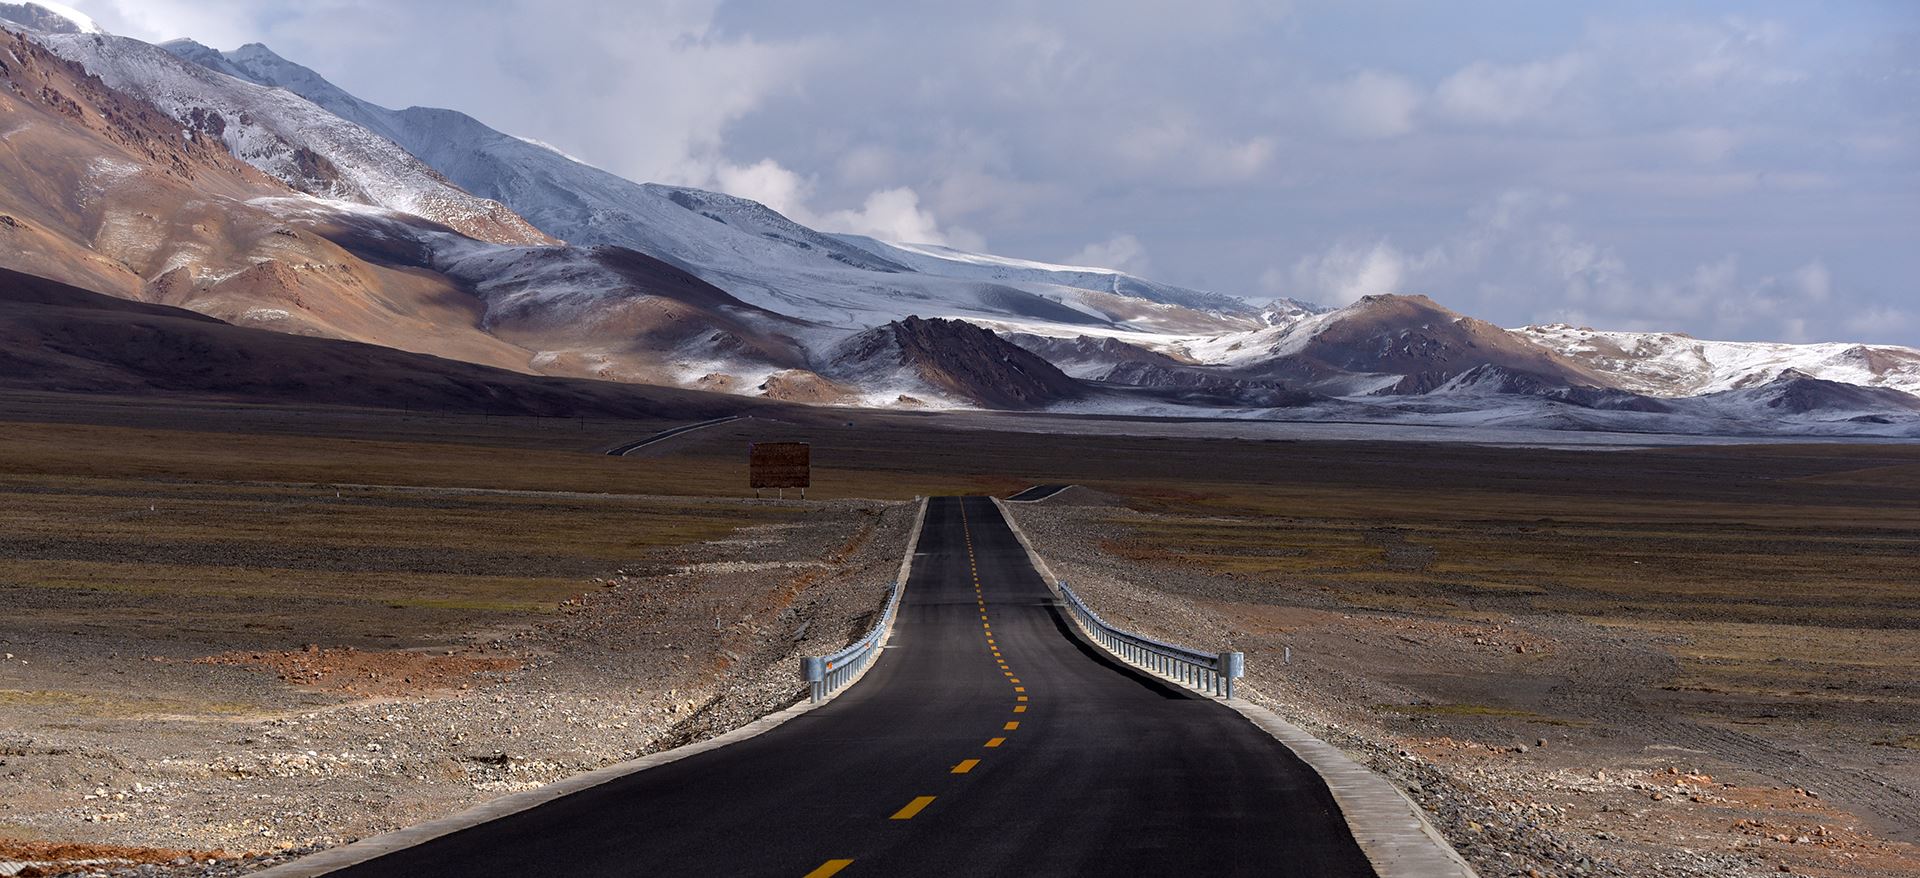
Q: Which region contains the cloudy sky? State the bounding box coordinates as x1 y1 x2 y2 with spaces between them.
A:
77 0 1920 344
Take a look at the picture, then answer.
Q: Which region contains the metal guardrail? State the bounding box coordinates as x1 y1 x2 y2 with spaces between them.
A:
801 579 902 702
1059 580 1244 698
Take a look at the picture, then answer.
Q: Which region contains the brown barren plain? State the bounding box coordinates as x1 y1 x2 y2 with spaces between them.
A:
0 392 1915 877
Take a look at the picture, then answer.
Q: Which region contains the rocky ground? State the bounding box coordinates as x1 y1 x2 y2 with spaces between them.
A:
1004 492 1920 878
0 497 913 877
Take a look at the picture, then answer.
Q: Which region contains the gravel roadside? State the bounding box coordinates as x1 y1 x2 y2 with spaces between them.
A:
0 498 912 877
1004 497 1920 878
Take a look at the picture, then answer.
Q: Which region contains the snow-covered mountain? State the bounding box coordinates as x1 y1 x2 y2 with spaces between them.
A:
22 29 551 246
1695 369 1920 419
1515 324 1920 398
0 0 94 33
1161 294 1605 395
0 18 811 387
0 5 1913 434
158 40 1258 337
833 235 1257 317
822 316 1087 410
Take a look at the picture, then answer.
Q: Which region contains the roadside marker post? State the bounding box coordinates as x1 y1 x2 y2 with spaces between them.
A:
802 656 826 702
1219 651 1245 699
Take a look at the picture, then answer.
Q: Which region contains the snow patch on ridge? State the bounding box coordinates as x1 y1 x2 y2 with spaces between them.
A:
0 1 100 34
29 30 550 246
1517 324 1920 398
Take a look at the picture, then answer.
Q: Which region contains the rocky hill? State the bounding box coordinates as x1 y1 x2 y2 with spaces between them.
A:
826 316 1087 409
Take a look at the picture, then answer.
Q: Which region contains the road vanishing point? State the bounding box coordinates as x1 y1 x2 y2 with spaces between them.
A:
324 496 1375 877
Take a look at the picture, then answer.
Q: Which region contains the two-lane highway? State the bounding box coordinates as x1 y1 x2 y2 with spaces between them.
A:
325 497 1375 877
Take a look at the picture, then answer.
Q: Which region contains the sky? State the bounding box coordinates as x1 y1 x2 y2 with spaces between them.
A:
71 0 1920 345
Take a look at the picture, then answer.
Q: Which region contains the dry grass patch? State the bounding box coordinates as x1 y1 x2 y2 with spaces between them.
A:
0 424 803 649
1380 703 1581 726
0 689 257 718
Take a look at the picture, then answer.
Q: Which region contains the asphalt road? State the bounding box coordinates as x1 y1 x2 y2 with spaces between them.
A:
329 497 1375 877
1006 483 1072 501
605 415 741 456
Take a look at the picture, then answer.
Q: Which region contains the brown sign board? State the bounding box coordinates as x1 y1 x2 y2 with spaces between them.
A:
749 442 811 489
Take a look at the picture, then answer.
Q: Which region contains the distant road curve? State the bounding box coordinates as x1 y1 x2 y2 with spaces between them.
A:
605 415 742 456
1005 484 1072 502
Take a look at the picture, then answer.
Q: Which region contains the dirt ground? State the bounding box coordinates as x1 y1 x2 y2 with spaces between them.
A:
0 404 915 875
1005 479 1920 878
2 394 1917 876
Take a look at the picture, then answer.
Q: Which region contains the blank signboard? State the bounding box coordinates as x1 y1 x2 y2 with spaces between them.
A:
749 442 811 489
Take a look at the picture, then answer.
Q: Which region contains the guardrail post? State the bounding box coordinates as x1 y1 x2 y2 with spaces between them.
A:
1219 651 1244 699
803 656 825 702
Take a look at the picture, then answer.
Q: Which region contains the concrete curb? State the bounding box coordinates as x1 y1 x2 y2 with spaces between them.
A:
992 498 1478 878
1227 702 1479 878
252 496 930 878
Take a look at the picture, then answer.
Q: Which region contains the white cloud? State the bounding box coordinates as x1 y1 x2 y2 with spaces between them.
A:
1065 233 1151 275
833 144 901 188
817 187 970 246
1435 54 1584 125
1287 239 1407 306
1790 260 1831 304
1319 69 1421 140
708 159 975 247
712 158 812 218
92 0 821 189
1211 137 1277 179
1263 190 1876 344
1111 114 1274 181
1844 305 1914 338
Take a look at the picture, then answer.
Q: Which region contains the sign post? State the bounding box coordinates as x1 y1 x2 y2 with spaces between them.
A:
749 442 812 499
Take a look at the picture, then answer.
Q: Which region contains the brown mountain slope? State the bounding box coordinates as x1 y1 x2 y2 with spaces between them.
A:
0 25 278 294
303 210 814 385
0 26 538 371
18 23 555 247
826 316 1086 409
1243 294 1608 394
0 29 806 391
0 265 750 418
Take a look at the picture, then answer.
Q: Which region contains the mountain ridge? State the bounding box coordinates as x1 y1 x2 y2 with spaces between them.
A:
19 26 553 246
154 38 1262 339
0 263 753 419
0 5 1912 432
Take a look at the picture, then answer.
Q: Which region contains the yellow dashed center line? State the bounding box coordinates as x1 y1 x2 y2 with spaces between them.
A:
803 860 854 878
891 796 936 820
949 504 1036 824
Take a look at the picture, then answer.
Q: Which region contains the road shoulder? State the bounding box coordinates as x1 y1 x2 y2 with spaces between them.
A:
992 497 1478 878
251 497 931 878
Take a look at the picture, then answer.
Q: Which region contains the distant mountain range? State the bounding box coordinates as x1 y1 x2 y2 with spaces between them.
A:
1 5 1916 437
